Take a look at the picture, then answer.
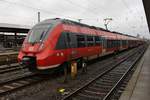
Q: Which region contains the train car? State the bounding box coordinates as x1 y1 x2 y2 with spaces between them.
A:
18 18 143 73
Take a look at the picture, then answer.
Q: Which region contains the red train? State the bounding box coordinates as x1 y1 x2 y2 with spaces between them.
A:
18 18 143 73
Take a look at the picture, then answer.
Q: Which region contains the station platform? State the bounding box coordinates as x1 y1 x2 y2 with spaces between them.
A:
0 51 18 56
119 45 150 100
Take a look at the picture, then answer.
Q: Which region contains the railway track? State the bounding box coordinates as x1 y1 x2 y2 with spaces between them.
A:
0 46 146 98
0 48 17 53
0 47 140 98
0 73 44 96
0 52 18 66
0 63 26 74
62 46 146 100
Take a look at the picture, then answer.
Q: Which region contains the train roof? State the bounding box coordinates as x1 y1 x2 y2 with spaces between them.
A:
42 18 140 40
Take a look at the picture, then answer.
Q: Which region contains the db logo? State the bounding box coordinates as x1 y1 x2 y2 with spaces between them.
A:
29 47 34 51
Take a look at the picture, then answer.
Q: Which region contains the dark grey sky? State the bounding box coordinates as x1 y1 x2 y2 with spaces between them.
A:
0 0 149 38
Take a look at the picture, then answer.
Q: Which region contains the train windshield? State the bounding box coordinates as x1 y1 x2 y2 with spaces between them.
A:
27 23 53 43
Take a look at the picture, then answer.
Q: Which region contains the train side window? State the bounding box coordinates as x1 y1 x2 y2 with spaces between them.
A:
109 40 112 48
107 39 111 48
110 40 112 48
115 40 117 47
112 40 115 47
118 40 120 46
111 40 114 48
87 36 94 46
107 40 109 48
102 37 107 48
77 35 85 47
55 32 67 50
116 40 118 47
113 40 115 47
112 40 114 47
122 40 125 46
95 36 101 46
124 40 127 46
99 36 102 45
124 40 125 46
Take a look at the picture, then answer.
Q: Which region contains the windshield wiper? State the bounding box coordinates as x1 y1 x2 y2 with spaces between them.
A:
39 31 48 42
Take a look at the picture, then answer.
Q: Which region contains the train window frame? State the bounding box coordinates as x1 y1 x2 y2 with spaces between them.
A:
66 32 77 48
87 35 94 46
102 37 107 48
55 32 67 50
27 23 54 44
76 34 86 48
94 36 101 46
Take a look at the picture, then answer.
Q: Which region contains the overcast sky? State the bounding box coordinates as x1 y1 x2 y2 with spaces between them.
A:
0 0 149 38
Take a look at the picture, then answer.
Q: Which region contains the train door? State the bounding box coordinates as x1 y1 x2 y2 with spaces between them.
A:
101 37 107 54
127 40 129 48
120 40 123 50
65 33 77 60
116 40 120 51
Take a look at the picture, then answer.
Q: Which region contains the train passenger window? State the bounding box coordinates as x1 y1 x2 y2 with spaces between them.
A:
77 35 85 47
55 32 67 50
124 40 127 46
117 40 120 47
108 40 113 48
116 40 118 47
87 36 94 46
114 40 117 47
112 40 114 47
107 40 111 48
107 40 109 48
112 40 114 48
102 37 107 48
120 40 123 46
122 40 126 46
110 40 112 48
94 36 101 46
111 40 114 48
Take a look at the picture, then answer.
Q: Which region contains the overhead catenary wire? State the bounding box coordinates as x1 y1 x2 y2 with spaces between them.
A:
120 0 143 35
0 0 65 16
0 0 148 37
0 0 106 23
64 0 108 19
0 0 128 26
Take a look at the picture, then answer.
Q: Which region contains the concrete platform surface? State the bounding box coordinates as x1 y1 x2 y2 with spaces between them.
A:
0 52 18 56
119 45 150 100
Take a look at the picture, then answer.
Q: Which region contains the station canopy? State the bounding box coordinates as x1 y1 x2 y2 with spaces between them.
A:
0 23 31 33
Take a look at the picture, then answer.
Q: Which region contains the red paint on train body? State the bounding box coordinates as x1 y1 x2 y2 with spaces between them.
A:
18 18 143 72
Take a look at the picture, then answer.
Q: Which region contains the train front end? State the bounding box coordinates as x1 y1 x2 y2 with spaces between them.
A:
18 19 62 72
